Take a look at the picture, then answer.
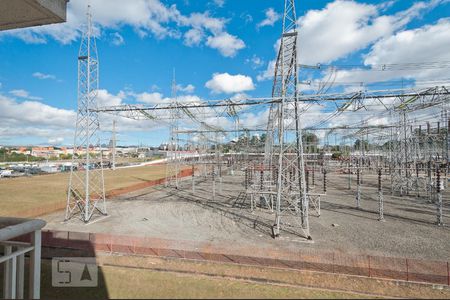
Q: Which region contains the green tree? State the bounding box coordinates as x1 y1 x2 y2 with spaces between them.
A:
302 132 319 153
354 139 369 151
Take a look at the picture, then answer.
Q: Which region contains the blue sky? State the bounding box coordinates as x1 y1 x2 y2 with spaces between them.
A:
0 0 449 146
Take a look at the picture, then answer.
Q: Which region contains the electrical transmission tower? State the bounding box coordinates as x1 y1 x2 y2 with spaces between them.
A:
165 70 180 188
66 6 107 223
266 0 310 239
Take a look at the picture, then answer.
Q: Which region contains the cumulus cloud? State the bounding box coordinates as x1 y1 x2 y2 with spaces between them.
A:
205 73 255 94
206 33 245 57
257 8 280 29
183 28 204 46
258 0 450 81
297 0 448 65
0 88 213 145
239 109 270 129
0 94 76 130
111 32 125 46
365 18 450 68
321 18 450 88
176 84 195 94
180 12 226 35
246 55 264 69
96 89 124 107
9 89 42 101
0 0 244 57
257 60 276 82
32 72 57 80
135 92 166 105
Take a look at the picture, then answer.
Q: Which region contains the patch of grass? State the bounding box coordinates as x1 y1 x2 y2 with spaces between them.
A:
0 165 170 217
99 255 450 299
40 261 372 299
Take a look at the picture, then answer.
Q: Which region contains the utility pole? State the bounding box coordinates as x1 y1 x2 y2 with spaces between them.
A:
112 120 117 170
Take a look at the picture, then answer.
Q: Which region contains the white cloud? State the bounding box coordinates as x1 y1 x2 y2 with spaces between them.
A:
297 0 447 65
258 0 449 81
0 91 77 145
298 1 390 64
246 55 264 69
176 84 195 94
257 60 276 82
9 89 42 101
365 18 450 68
183 28 204 46
135 92 166 104
9 90 29 98
0 0 244 57
213 0 225 8
325 18 450 87
176 94 203 104
0 94 75 129
205 73 255 94
0 88 204 145
96 89 124 107
111 32 125 46
377 1 396 11
179 12 226 35
257 8 280 28
241 13 253 24
206 33 245 57
230 93 250 101
32 72 57 80
239 109 270 129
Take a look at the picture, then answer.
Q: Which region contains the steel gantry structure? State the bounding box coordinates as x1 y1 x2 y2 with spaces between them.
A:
68 1 450 234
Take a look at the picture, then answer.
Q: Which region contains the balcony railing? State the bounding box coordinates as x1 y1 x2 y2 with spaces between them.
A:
0 217 46 299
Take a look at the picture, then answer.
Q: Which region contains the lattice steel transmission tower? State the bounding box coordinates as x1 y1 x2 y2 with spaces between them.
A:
266 0 310 239
66 6 107 222
165 70 180 188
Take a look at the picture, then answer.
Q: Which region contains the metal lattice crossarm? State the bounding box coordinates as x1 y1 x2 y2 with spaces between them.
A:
92 86 450 117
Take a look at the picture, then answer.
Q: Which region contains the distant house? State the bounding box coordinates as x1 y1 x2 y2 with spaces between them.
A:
31 147 59 158
12 147 31 155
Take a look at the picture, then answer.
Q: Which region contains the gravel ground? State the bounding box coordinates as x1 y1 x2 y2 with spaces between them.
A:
43 168 450 261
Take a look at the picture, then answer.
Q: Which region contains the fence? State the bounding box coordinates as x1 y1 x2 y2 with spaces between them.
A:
1 217 45 299
15 229 450 287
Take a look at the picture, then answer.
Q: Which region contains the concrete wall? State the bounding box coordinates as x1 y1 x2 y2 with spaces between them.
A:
0 0 68 31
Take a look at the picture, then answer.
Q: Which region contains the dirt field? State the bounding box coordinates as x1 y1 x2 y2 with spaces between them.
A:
0 164 173 217
43 169 450 261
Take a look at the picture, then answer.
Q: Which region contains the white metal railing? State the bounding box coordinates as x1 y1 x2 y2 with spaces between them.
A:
0 218 46 299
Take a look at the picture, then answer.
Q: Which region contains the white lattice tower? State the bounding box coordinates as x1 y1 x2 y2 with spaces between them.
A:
269 0 310 239
66 6 107 222
165 70 180 188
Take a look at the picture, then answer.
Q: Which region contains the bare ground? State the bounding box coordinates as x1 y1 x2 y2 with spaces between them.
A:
43 168 450 261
